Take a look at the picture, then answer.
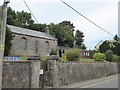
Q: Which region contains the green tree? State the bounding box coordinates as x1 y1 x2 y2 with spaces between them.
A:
105 50 113 62
99 41 110 53
15 11 34 27
59 21 75 32
48 23 75 47
28 23 47 32
113 34 119 41
81 44 86 49
59 21 75 47
49 23 66 46
4 27 15 56
7 7 34 28
65 32 75 47
7 7 16 25
99 40 120 56
75 30 84 48
111 42 120 56
93 53 106 62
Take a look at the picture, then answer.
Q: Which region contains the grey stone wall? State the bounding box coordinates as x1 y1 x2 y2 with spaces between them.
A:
2 60 40 88
10 34 57 57
48 61 118 87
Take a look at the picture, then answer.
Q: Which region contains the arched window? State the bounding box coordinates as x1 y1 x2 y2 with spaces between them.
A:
35 40 39 55
20 37 27 50
45 41 50 55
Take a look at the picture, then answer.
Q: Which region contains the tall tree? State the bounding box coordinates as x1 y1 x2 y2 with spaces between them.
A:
48 23 75 47
4 27 15 56
7 7 16 25
15 11 34 27
58 21 76 47
111 42 120 56
99 40 120 56
59 21 75 32
7 7 34 28
99 41 110 53
75 30 84 48
28 23 47 32
113 34 119 41
48 23 66 46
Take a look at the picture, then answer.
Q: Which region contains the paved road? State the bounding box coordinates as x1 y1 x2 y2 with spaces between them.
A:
60 75 118 88
80 75 118 88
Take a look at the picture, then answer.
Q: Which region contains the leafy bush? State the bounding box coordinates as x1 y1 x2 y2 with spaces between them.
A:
105 50 113 62
65 49 81 61
41 57 48 71
50 49 57 55
93 53 106 62
112 54 118 62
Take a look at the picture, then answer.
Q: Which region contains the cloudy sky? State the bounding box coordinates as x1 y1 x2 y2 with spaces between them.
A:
0 0 119 49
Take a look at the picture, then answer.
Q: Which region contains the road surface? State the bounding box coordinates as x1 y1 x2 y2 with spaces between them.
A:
60 74 118 88
80 75 118 88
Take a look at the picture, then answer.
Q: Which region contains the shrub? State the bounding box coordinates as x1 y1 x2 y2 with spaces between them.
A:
112 54 118 62
41 57 48 71
93 53 106 62
65 49 81 61
50 49 57 55
105 50 113 62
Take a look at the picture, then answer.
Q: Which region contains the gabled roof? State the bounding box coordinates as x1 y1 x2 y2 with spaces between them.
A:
95 40 104 50
7 25 57 41
95 40 117 50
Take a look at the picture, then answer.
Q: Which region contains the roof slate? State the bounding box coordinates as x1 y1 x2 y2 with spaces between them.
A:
7 25 56 41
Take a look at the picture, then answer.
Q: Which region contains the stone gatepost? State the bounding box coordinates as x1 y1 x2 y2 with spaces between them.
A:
30 60 40 88
48 60 59 88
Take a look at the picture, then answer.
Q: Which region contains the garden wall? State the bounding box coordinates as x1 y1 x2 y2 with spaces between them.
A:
47 60 118 87
2 60 40 88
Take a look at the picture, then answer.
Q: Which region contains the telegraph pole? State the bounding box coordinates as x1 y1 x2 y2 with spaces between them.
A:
119 1 120 38
0 0 10 89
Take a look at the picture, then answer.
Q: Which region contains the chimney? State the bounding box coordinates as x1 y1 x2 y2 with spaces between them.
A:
45 27 49 34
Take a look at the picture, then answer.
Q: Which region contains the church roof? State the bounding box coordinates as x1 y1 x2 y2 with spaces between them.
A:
7 25 57 41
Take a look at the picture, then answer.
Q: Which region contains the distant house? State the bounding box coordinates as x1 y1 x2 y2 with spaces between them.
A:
7 25 57 57
80 50 91 59
95 40 117 50
95 40 104 50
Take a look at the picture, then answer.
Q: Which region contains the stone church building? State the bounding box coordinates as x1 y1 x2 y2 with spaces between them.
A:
7 25 57 57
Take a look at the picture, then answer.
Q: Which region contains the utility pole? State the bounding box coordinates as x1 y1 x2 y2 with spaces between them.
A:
0 0 10 90
119 1 120 38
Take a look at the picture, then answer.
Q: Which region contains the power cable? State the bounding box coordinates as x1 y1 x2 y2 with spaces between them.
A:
60 0 114 37
23 0 38 23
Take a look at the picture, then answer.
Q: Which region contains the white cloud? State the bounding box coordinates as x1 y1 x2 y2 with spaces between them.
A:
72 4 117 49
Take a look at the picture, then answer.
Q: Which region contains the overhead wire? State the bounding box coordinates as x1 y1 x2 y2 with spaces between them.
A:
60 0 114 37
22 0 38 23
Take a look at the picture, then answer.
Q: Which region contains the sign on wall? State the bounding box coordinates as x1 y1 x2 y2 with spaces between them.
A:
5 56 20 61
